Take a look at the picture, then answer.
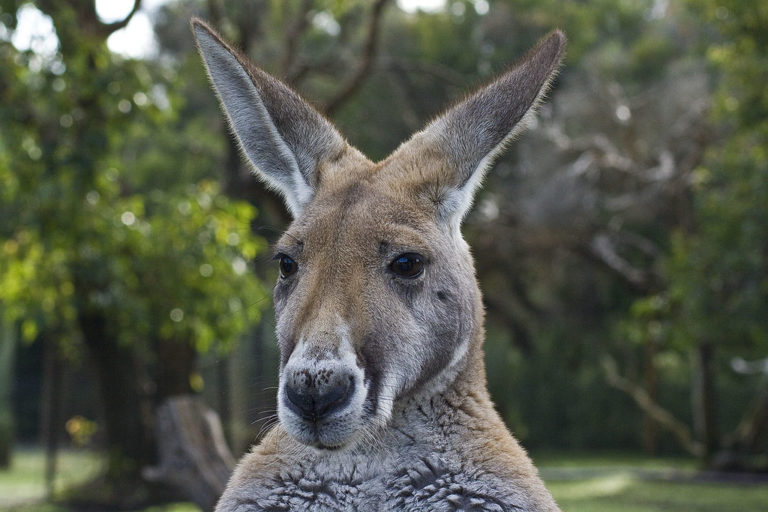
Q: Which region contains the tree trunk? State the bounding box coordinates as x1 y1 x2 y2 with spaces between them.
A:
78 311 152 480
0 320 17 469
715 363 768 470
144 395 235 511
40 334 64 497
230 329 258 456
740 382 768 455
154 338 196 400
692 342 719 463
642 336 658 455
217 356 231 445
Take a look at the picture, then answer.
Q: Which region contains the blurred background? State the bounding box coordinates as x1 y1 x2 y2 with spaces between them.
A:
1 0 767 510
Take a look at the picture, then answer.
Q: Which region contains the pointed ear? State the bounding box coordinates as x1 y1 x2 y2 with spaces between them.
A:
388 30 566 227
191 18 354 217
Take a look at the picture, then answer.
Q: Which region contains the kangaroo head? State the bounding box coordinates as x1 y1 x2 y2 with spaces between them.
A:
193 19 565 450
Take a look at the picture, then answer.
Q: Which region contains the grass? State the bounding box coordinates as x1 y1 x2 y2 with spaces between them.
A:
547 475 768 512
2 449 768 511
0 447 194 512
0 447 102 509
534 453 768 512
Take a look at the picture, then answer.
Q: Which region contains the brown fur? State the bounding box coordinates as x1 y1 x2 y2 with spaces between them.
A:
192 17 565 511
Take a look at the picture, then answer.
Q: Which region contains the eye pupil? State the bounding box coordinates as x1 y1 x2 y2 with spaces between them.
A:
390 253 424 278
279 255 297 278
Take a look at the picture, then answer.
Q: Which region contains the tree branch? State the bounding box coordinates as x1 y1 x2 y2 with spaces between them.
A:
576 233 653 293
99 0 143 37
383 64 422 131
591 233 648 287
725 363 768 454
322 0 391 117
483 294 535 354
206 0 224 27
281 0 313 77
602 356 705 457
382 57 468 88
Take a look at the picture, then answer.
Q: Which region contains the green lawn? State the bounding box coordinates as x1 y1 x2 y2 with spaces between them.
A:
0 448 194 512
548 476 768 512
0 447 102 509
536 454 768 512
2 449 768 511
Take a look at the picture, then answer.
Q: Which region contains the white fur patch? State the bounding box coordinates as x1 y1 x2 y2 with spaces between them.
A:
278 318 368 448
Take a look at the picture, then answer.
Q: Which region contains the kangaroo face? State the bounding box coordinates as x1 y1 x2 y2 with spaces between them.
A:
273 180 477 448
192 19 564 451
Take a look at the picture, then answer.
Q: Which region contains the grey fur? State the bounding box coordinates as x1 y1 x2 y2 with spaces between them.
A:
218 395 537 511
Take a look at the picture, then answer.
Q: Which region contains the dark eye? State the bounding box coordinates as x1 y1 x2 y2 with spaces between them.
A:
278 255 297 279
390 253 425 279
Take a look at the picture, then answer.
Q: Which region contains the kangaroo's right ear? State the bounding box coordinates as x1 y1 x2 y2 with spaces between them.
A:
382 30 565 231
191 18 355 217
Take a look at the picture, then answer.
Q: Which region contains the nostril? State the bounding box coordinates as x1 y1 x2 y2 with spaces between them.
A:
284 376 354 422
315 378 353 418
285 384 316 420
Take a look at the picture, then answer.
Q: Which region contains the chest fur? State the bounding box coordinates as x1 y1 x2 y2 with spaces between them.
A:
229 447 526 511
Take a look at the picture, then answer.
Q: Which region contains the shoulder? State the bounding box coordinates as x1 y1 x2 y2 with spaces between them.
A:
382 447 555 511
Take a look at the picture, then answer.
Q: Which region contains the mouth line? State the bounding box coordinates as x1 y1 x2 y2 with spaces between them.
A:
297 423 353 451
311 440 345 451
285 413 364 451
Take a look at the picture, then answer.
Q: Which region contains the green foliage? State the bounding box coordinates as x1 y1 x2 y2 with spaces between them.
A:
0 4 267 358
665 0 768 355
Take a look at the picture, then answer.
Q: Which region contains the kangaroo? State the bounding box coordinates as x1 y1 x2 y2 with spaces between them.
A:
193 18 565 512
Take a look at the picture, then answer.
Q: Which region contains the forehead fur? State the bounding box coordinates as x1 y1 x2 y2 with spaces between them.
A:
279 179 451 253
294 154 455 234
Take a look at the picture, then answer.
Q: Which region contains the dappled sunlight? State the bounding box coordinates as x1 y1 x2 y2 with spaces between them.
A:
0 449 103 508
544 457 768 512
552 472 634 500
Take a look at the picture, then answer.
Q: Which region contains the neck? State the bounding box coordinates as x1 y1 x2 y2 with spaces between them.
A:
423 291 489 400
392 314 492 425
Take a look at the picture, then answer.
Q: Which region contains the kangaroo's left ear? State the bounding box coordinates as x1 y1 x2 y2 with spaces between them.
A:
385 30 566 228
191 18 365 217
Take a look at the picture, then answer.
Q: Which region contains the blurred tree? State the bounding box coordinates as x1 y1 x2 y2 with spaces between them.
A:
0 0 266 504
663 0 768 467
583 0 768 467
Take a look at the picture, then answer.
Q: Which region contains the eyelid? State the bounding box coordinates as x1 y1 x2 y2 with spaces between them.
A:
272 246 298 260
386 248 430 264
272 235 303 260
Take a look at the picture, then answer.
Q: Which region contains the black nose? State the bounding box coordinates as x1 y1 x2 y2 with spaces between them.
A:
284 375 354 422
